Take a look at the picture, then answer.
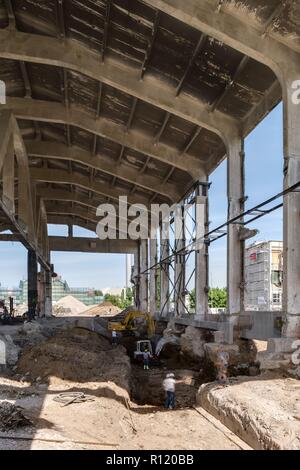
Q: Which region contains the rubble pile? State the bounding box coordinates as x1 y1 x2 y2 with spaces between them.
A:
53 296 87 316
81 301 121 317
0 401 32 432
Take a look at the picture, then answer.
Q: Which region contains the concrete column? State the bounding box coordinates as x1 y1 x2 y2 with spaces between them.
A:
27 250 38 320
174 205 186 316
17 161 30 229
282 67 300 338
195 182 209 316
45 268 53 317
139 239 149 312
133 249 140 309
160 221 170 316
38 269 45 317
149 232 158 315
2 135 15 213
227 133 245 315
68 224 73 238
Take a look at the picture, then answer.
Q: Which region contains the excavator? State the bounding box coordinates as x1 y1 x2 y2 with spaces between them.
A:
107 310 155 337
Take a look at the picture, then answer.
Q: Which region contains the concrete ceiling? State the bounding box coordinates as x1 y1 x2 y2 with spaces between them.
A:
0 0 296 233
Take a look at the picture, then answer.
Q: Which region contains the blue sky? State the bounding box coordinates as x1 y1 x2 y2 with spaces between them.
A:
0 104 283 290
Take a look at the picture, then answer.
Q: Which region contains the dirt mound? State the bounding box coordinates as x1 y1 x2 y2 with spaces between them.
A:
17 327 131 391
81 302 121 317
53 296 86 316
0 401 32 431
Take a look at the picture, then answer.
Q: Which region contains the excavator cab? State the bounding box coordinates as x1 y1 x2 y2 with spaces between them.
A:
133 340 161 366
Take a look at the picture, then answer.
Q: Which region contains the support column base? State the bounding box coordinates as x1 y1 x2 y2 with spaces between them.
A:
282 314 300 339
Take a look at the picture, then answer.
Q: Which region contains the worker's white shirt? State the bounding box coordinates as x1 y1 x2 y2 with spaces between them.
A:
112 331 117 337
163 378 175 392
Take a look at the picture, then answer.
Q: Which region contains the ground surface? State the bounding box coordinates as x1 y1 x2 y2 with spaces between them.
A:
0 327 247 450
0 377 247 450
198 373 300 450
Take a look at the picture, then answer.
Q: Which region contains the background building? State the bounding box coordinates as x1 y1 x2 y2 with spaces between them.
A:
245 241 283 311
0 276 103 306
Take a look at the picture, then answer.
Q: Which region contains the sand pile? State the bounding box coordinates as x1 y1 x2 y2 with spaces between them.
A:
53 296 86 316
0 401 32 431
17 327 131 391
81 301 121 317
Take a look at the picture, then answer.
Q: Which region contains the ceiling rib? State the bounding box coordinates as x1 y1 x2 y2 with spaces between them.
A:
182 126 202 154
209 55 250 112
126 97 138 132
155 112 170 143
93 82 103 155
102 0 111 62
56 0 66 39
176 33 207 97
4 0 16 29
261 1 288 37
141 10 160 79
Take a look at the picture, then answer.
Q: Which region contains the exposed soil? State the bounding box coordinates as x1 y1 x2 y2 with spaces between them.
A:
0 327 247 450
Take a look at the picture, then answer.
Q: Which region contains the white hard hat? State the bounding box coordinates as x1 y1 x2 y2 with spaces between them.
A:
166 373 175 378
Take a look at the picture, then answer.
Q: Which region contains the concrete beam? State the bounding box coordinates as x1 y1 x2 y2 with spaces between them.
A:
142 0 300 83
5 98 204 178
30 168 152 207
26 140 180 201
47 214 97 233
0 29 237 141
49 236 138 254
42 196 149 233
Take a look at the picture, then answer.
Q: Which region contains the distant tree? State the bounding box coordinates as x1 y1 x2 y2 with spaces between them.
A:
94 290 103 297
189 288 196 310
208 288 227 308
104 288 134 310
189 287 227 310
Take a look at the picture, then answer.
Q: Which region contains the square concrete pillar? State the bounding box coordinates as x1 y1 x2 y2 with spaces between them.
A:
195 182 209 317
160 221 170 316
174 205 186 316
227 134 245 316
133 249 140 309
149 232 158 315
2 134 15 213
139 239 149 312
27 250 38 320
282 68 300 338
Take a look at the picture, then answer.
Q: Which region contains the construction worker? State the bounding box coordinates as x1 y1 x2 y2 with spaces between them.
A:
111 329 118 347
163 372 176 409
143 348 151 370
